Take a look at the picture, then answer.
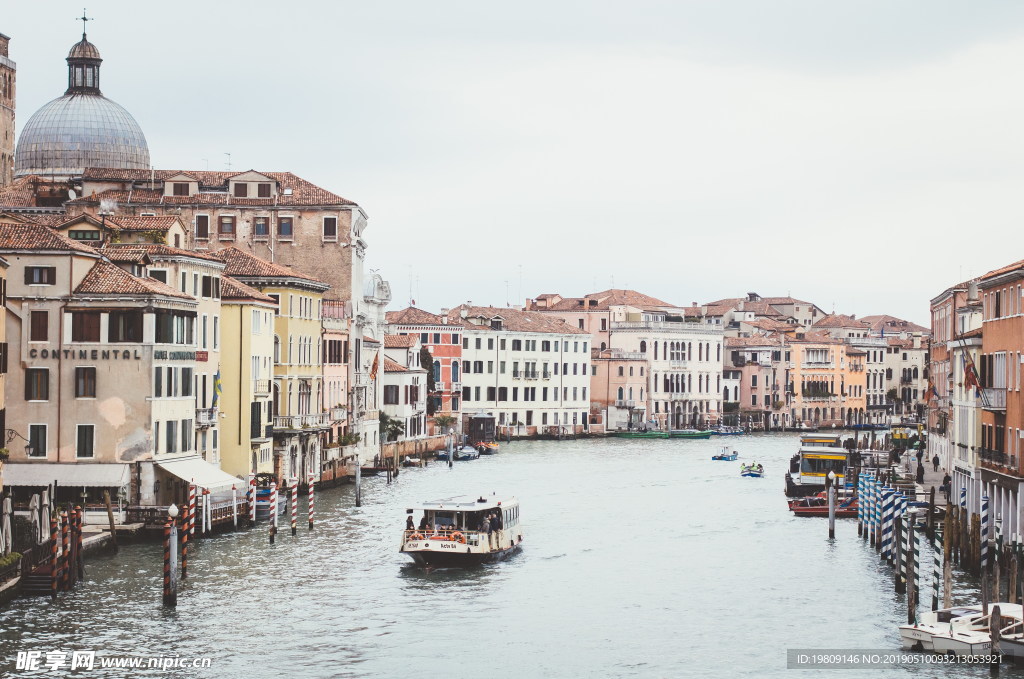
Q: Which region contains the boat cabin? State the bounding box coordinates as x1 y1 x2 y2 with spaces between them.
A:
797 434 849 481
406 494 520 534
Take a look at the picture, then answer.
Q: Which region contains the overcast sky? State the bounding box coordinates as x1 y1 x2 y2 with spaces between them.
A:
8 1 1024 325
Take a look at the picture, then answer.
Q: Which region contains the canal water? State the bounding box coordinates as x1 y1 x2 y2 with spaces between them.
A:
0 434 1010 678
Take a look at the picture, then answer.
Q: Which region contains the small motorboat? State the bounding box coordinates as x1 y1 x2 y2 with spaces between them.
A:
614 430 669 439
400 494 523 567
477 442 499 455
740 463 764 478
899 605 984 651
453 446 480 461
788 493 858 518
929 604 1023 656
402 456 424 468
712 426 745 436
712 446 738 461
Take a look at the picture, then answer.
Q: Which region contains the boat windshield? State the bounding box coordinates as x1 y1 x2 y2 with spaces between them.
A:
800 456 846 475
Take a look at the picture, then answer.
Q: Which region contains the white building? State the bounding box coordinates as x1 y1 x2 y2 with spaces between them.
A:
381 334 428 442
454 305 591 436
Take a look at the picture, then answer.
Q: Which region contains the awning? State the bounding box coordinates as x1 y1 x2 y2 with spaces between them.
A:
2 463 129 488
155 457 241 491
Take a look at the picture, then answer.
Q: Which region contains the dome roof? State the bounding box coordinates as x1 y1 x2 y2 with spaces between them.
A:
14 93 150 178
68 37 101 60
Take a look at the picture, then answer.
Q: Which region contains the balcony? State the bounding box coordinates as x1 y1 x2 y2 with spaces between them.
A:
433 381 447 393
524 370 539 379
542 371 551 379
196 408 218 427
983 388 1007 411
451 382 461 392
512 370 522 378
614 399 637 408
670 360 688 369
979 448 1018 473
273 413 330 432
330 406 347 422
253 379 271 395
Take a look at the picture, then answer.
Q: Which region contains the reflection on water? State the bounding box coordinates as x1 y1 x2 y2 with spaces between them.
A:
0 435 1002 678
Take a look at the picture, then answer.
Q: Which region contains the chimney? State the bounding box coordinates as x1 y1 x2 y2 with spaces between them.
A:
967 281 979 302
460 309 468 319
440 307 449 316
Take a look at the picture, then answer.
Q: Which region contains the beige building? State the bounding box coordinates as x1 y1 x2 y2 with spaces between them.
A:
381 334 428 442
0 223 238 513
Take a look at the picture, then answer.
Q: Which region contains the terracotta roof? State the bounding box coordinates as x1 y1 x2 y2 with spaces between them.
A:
858 314 930 335
813 313 869 329
75 260 193 299
760 296 815 306
385 306 446 325
452 305 589 335
790 330 841 344
106 215 181 233
529 288 674 312
384 334 417 348
0 212 67 228
364 335 381 344
0 175 47 208
845 347 867 356
744 318 797 332
701 298 785 318
725 335 784 347
383 357 408 372
220 275 276 303
101 243 224 264
99 247 151 266
0 223 99 254
213 246 324 284
956 328 983 340
74 169 357 207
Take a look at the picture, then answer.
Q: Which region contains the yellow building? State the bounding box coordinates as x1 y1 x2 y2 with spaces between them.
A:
218 275 277 478
213 247 330 483
788 333 867 427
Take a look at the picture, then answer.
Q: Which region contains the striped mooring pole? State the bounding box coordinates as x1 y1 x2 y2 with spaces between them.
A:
914 524 922 602
162 516 176 607
867 475 876 546
290 478 298 536
857 474 864 536
49 512 58 600
960 486 967 510
60 510 69 591
308 473 315 531
248 477 257 525
874 480 883 552
189 483 197 536
899 508 909 593
881 489 893 561
932 528 942 611
981 495 990 572
269 481 278 544
181 502 189 580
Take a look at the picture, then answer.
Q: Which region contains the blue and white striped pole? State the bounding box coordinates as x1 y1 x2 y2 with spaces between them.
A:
882 490 894 562
914 526 922 603
960 486 966 510
932 528 942 611
857 474 865 537
872 476 880 548
864 474 873 544
981 495 990 573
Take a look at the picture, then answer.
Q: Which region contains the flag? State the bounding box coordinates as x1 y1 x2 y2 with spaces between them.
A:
962 353 981 397
925 379 938 402
212 370 223 407
369 352 379 381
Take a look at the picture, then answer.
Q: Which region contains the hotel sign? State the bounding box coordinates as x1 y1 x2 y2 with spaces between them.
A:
154 351 197 361
29 347 142 361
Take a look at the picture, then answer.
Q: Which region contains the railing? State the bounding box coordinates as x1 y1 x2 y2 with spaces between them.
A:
670 360 688 369
611 321 709 331
330 406 347 422
196 408 218 427
979 448 1016 470
524 370 539 379
512 370 521 378
849 365 864 372
983 388 1007 410
614 399 636 408
542 371 551 379
803 361 834 368
402 528 497 547
274 413 331 430
0 554 20 582
274 415 302 430
253 379 271 395
433 381 447 392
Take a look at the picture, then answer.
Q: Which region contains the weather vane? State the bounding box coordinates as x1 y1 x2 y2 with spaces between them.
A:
78 8 92 38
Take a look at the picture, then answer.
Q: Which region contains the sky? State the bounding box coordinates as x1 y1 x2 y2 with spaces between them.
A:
8 1 1024 325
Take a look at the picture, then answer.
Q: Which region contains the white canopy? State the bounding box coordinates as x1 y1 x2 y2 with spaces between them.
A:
156 457 240 491
2 462 129 488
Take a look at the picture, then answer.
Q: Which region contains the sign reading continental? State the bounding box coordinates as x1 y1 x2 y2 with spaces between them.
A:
30 348 143 360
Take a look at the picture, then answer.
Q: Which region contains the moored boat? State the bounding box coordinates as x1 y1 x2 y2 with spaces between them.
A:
477 441 500 455
787 493 858 518
712 426 745 436
400 494 523 567
712 446 738 461
453 446 480 461
898 605 984 651
785 434 849 498
614 430 669 439
669 429 714 439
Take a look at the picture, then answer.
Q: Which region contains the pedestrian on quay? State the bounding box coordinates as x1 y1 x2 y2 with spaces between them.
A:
916 462 925 484
932 454 940 472
942 472 952 501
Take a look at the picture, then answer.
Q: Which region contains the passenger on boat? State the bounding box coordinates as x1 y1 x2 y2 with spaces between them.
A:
406 515 415 531
418 515 429 531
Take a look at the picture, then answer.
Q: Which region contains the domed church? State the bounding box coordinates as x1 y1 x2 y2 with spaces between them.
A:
14 28 149 179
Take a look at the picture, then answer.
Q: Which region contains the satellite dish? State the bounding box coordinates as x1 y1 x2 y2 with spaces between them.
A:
68 189 77 200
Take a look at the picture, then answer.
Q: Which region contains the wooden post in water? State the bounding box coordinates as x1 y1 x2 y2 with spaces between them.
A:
248 476 256 526
355 456 363 507
895 514 905 594
163 505 178 607
269 481 278 544
231 485 238 529
102 490 118 552
188 483 197 537
1009 546 1019 607
49 512 58 600
59 509 69 591
75 506 84 583
927 486 936 540
991 604 1002 674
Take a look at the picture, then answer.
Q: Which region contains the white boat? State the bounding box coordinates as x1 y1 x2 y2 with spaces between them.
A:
400 494 523 567
926 604 1022 657
899 605 984 651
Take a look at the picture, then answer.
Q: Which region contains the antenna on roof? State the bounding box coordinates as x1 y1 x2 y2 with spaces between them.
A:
224 153 231 172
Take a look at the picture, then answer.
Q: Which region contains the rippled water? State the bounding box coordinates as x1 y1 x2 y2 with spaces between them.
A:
0 434 1010 678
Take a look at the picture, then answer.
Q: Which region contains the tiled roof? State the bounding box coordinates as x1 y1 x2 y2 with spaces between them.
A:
701 298 785 317
385 306 446 325
790 330 841 344
221 275 276 303
107 215 180 233
75 260 193 299
813 313 868 329
453 305 589 335
744 318 797 332
760 296 815 306
725 335 784 347
858 314 930 335
0 175 45 208
101 243 224 264
0 223 99 254
99 247 151 265
383 357 408 372
533 288 675 311
74 169 357 206
384 334 417 348
212 246 324 284
846 347 867 356
364 335 381 344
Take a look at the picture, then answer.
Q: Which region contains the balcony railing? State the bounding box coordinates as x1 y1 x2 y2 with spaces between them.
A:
273 413 331 431
614 399 636 408
512 370 521 378
253 379 271 395
542 371 551 379
979 448 1017 472
670 360 688 369
524 370 539 379
983 388 1007 410
196 408 218 427
330 406 347 422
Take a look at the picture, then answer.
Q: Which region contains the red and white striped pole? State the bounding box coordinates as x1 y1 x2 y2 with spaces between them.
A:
269 481 277 543
308 472 314 531
290 477 297 536
188 483 197 536
248 477 256 526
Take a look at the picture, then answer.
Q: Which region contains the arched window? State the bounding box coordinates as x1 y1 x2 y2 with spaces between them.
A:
433 360 441 382
629 366 634 376
600 342 607 351
912 366 919 379
617 366 624 377
640 340 647 353
628 387 634 400
617 387 624 400
451 361 460 382
274 335 281 363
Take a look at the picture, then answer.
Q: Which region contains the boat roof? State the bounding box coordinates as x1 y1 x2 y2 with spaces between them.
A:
409 495 517 512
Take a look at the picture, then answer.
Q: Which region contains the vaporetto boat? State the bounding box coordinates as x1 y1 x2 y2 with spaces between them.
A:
400 494 523 567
